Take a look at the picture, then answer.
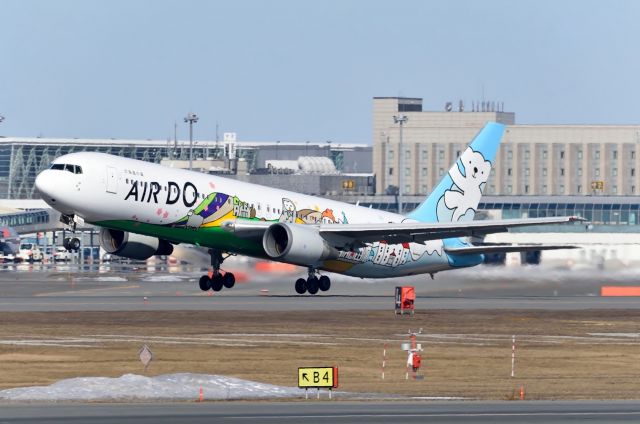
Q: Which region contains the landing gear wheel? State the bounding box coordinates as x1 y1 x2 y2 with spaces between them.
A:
63 237 71 251
211 274 224 292
306 276 319 295
223 272 235 289
70 237 81 251
295 278 307 294
318 275 331 292
199 275 211 291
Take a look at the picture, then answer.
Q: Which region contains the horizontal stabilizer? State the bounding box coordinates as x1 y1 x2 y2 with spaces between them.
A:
445 244 580 256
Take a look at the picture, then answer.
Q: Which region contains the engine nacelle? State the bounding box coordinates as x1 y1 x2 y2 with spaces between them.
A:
99 228 174 260
262 222 337 266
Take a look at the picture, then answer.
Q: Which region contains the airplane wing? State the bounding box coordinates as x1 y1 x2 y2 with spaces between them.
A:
316 216 585 245
223 216 585 247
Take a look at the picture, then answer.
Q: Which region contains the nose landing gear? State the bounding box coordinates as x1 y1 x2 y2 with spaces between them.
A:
294 267 331 295
198 249 236 292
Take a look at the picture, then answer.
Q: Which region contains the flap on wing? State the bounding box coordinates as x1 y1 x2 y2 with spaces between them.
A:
444 244 580 255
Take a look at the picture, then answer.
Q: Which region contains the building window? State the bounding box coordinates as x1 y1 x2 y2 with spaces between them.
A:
489 185 495 193
595 150 600 159
525 150 530 159
507 151 513 160
543 150 548 159
439 151 444 160
405 184 411 194
524 185 529 193
421 150 428 160
507 185 513 194
525 168 530 176
632 168 636 177
595 168 600 177
389 167 393 175
578 168 582 176
405 149 411 159
559 185 565 194
560 168 565 176
633 185 636 193
507 168 512 176
612 168 618 176
632 151 636 159
389 150 394 160
404 168 411 177
542 185 547 193
439 168 444 176
542 168 547 176
613 150 618 159
578 150 583 159
613 185 618 194
560 151 565 159
577 185 582 193
421 184 428 193
421 167 428 176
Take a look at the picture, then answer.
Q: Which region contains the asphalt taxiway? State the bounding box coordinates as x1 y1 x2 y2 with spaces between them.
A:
2 401 640 424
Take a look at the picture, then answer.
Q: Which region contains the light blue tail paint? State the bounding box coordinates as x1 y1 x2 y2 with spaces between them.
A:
406 122 506 268
407 122 505 224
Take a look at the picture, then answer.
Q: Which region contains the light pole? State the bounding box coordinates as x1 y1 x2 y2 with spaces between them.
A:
184 112 199 170
393 114 408 214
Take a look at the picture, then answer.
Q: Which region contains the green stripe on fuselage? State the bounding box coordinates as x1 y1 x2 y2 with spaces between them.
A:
96 220 266 257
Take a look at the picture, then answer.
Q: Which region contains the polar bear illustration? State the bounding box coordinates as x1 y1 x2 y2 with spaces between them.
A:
185 209 204 230
444 148 491 222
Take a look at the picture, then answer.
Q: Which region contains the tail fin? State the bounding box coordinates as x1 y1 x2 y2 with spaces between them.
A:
407 122 505 223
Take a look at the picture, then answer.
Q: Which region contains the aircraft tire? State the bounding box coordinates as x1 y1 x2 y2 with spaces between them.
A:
63 237 71 251
211 274 224 292
295 278 306 294
70 237 81 251
223 272 235 289
306 276 319 295
318 275 331 292
199 275 211 291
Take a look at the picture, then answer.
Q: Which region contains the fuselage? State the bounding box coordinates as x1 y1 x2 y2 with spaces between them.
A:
35 152 479 278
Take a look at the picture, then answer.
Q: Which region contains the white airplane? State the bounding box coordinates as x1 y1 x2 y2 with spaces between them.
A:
35 122 581 294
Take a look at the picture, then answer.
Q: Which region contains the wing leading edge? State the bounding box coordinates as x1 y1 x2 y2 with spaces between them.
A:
223 216 585 249
317 216 586 245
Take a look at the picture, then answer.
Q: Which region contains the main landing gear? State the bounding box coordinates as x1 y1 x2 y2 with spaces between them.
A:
294 267 331 295
198 249 236 292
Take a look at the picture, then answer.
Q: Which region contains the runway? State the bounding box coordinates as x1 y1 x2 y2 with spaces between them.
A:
1 264 640 311
2 401 640 423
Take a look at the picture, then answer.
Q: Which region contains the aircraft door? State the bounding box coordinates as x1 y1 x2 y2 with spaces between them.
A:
106 166 118 194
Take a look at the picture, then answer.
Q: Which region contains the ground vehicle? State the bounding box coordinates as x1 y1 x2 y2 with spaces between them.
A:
16 243 44 263
53 246 72 262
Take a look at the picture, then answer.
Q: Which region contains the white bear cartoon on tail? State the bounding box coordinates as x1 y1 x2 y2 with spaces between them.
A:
444 148 491 222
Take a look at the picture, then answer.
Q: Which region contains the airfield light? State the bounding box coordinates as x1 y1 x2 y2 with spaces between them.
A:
393 114 408 214
184 112 199 170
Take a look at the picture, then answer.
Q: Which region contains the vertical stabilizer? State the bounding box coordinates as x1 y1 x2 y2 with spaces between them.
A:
407 122 505 223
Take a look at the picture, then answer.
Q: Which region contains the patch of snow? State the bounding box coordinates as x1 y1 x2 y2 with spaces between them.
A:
0 373 306 402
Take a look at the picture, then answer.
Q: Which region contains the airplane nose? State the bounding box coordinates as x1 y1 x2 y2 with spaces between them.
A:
35 170 57 204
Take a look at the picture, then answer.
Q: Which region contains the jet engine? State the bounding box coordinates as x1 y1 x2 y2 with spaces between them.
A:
262 222 337 266
99 228 174 260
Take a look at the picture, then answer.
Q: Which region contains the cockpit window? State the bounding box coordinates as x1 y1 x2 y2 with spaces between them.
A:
50 163 83 174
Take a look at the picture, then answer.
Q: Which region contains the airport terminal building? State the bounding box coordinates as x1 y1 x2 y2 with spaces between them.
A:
0 136 373 199
373 97 640 197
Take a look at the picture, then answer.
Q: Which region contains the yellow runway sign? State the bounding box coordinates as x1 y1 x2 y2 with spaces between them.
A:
298 367 338 388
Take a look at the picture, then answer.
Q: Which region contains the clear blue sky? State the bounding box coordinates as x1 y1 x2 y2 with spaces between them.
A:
2 0 639 142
